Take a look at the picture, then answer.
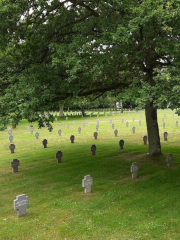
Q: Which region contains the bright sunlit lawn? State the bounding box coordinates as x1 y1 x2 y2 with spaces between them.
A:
0 109 180 240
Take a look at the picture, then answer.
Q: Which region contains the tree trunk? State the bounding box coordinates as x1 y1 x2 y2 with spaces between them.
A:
59 105 64 118
81 106 85 116
145 102 161 155
120 100 123 113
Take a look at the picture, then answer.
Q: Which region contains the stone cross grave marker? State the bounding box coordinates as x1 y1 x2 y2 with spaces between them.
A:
7 126 11 130
35 132 39 139
164 132 168 141
86 120 88 123
91 145 96 155
110 119 112 124
94 132 98 139
30 127 33 134
133 117 135 122
59 122 61 126
78 127 81 133
122 118 124 123
42 139 48 148
58 129 61 136
143 135 148 145
176 121 178 127
112 123 114 129
119 139 124 149
132 127 135 133
9 143 15 153
82 123 85 128
9 135 13 143
126 121 129 127
131 162 138 179
14 194 29 217
8 130 12 135
166 153 173 168
139 120 141 125
70 135 75 143
67 124 70 130
82 175 93 193
56 151 63 163
114 130 118 137
163 122 165 129
27 125 30 130
11 159 19 173
96 125 99 131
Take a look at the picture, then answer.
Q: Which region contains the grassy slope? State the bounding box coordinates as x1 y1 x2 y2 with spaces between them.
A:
0 109 180 240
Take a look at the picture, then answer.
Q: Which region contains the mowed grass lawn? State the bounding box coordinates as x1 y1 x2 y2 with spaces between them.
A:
0 109 180 240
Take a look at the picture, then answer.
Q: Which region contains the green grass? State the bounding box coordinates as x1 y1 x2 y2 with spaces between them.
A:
0 109 180 240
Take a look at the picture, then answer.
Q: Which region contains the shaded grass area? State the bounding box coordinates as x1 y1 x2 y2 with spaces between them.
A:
0 110 180 239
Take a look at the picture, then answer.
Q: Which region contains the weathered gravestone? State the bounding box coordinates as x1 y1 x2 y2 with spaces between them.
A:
9 143 15 153
133 117 135 122
70 135 75 143
122 118 124 123
14 194 29 217
78 127 81 133
119 140 124 149
126 121 129 127
8 130 12 135
176 121 178 127
114 130 118 137
94 132 98 140
7 126 11 130
30 128 33 134
86 120 88 123
59 122 61 126
163 122 165 129
11 159 19 172
9 135 13 143
35 132 39 139
112 123 115 129
143 135 148 145
139 120 141 126
132 127 135 133
67 124 70 130
82 123 85 128
82 175 93 193
109 119 112 124
166 153 173 168
131 162 138 179
91 145 96 155
42 139 48 148
56 151 63 163
27 125 30 130
96 125 99 131
164 132 168 141
58 129 61 136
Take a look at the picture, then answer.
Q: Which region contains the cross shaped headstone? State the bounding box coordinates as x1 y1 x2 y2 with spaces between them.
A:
132 127 135 133
96 125 99 131
70 135 75 143
82 175 93 193
56 151 63 163
109 119 112 124
164 132 168 141
86 120 88 123
42 139 48 148
119 140 124 149
35 132 39 139
7 126 11 130
131 162 138 179
112 123 114 129
163 122 165 129
67 124 70 129
82 123 85 128
166 153 173 168
9 143 15 153
126 121 129 127
114 129 118 137
14 194 29 217
91 145 96 155
122 118 124 123
59 122 61 126
132 117 135 122
11 159 19 173
176 121 178 127
27 125 30 130
94 132 98 139
58 129 61 136
143 135 148 145
9 135 13 143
